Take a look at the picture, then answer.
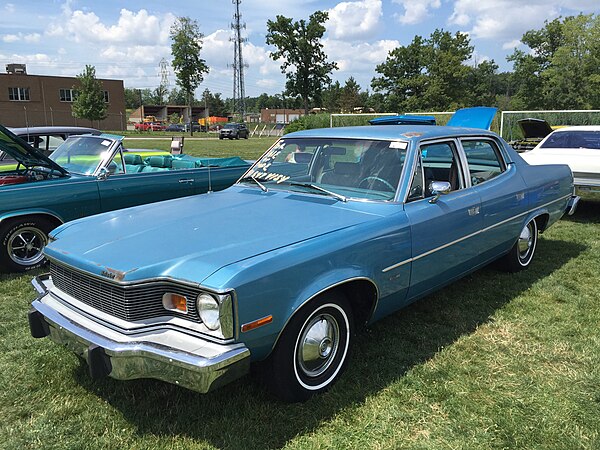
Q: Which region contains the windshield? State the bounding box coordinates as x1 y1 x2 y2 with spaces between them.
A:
241 137 408 201
541 130 600 149
50 136 116 175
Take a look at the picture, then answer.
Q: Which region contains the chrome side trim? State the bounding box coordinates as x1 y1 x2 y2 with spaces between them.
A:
383 193 571 273
0 210 64 225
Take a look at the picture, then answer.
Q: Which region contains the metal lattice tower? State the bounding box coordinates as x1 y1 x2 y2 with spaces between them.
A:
159 58 169 88
229 0 248 119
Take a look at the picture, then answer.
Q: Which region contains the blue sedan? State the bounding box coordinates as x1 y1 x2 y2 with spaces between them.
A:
29 119 578 402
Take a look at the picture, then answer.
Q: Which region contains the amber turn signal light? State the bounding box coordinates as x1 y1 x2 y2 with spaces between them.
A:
162 293 188 314
241 315 273 333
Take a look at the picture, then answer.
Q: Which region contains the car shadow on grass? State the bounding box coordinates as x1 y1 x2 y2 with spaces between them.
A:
72 237 585 450
562 199 600 224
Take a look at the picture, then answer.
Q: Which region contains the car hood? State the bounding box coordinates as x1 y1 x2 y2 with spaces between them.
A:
446 107 497 130
518 119 554 139
45 186 383 284
0 124 67 174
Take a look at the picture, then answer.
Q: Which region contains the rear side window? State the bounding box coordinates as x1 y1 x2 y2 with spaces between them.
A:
462 140 505 185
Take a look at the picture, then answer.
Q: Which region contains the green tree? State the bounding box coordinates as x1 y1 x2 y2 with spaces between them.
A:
321 81 342 112
372 30 473 112
71 65 107 124
170 17 209 130
508 14 600 109
201 89 227 116
339 77 362 112
124 87 142 109
266 11 338 115
167 88 188 106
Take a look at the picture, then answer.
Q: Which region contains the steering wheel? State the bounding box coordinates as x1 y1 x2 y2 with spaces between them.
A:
358 176 395 192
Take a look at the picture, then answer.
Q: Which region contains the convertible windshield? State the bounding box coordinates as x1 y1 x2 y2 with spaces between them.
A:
241 138 408 201
50 136 117 175
541 131 600 150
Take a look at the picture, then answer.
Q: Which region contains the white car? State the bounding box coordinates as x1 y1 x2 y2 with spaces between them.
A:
521 126 600 198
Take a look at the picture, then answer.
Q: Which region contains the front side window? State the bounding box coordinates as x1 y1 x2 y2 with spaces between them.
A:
8 87 30 101
241 138 408 201
462 139 505 185
420 141 463 195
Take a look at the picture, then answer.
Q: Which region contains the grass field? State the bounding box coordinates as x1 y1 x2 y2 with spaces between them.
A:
0 194 599 446
124 136 277 161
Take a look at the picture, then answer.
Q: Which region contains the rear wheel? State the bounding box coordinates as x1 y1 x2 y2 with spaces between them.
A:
267 293 353 402
0 217 55 272
500 218 538 272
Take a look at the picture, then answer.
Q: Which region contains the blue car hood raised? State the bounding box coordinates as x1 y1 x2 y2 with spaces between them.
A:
46 187 382 284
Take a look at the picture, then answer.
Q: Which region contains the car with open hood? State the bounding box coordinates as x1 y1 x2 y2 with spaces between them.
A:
508 118 554 152
29 109 578 402
0 125 249 272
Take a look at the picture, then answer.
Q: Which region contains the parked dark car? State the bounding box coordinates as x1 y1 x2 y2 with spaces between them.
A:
219 123 249 140
165 124 186 132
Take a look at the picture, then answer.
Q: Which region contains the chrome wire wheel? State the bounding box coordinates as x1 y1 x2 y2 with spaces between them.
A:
7 226 47 266
297 313 340 378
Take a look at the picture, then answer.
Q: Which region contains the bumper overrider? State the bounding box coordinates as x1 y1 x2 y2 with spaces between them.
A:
29 274 250 393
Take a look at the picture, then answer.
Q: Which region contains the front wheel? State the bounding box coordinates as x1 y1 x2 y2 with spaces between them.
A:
268 293 353 402
499 218 538 272
0 217 54 272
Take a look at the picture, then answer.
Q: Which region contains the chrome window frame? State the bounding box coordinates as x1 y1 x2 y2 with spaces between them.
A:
457 137 508 188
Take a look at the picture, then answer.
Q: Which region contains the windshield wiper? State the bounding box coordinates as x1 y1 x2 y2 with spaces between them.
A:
290 182 347 202
241 175 268 192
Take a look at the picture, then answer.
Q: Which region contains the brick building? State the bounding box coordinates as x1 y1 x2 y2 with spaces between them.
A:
0 64 126 130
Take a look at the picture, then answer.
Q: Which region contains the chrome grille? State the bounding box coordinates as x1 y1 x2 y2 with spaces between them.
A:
50 262 200 323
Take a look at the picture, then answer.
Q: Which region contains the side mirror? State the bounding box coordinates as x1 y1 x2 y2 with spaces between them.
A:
97 167 110 180
428 181 452 203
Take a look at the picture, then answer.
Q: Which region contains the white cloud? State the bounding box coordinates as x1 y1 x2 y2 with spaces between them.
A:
2 32 42 43
502 39 521 50
323 38 399 88
5 3 15 13
393 0 441 25
47 7 176 45
2 34 19 43
326 0 382 41
24 33 41 43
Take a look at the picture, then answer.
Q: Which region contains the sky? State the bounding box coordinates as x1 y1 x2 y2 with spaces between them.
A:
1 0 599 99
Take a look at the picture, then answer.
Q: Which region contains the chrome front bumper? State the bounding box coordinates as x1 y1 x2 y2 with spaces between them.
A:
29 274 250 393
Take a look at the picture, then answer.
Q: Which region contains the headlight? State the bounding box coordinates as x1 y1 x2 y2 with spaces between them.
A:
197 293 220 330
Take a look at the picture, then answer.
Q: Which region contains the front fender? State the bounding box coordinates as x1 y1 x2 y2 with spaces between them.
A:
0 208 64 225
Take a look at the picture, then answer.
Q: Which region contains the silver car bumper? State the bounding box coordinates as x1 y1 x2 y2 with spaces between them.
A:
29 274 250 393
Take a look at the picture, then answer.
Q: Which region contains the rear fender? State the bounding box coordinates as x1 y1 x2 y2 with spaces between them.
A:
0 209 64 225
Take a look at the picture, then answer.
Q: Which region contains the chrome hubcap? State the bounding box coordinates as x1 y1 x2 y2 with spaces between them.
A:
7 227 47 266
518 223 534 261
298 314 339 377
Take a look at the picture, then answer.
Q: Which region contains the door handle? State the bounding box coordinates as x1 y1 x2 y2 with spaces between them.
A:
179 179 194 184
468 206 480 216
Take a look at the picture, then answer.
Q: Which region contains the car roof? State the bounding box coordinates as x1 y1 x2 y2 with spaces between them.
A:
284 125 499 142
548 125 600 132
8 126 101 135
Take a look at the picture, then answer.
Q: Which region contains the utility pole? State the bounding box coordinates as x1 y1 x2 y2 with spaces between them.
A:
229 0 248 121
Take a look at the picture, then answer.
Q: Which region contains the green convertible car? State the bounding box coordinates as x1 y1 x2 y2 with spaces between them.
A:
0 125 250 272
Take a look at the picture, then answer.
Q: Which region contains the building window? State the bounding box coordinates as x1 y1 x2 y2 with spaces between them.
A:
103 90 109 103
59 88 78 102
8 87 30 101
